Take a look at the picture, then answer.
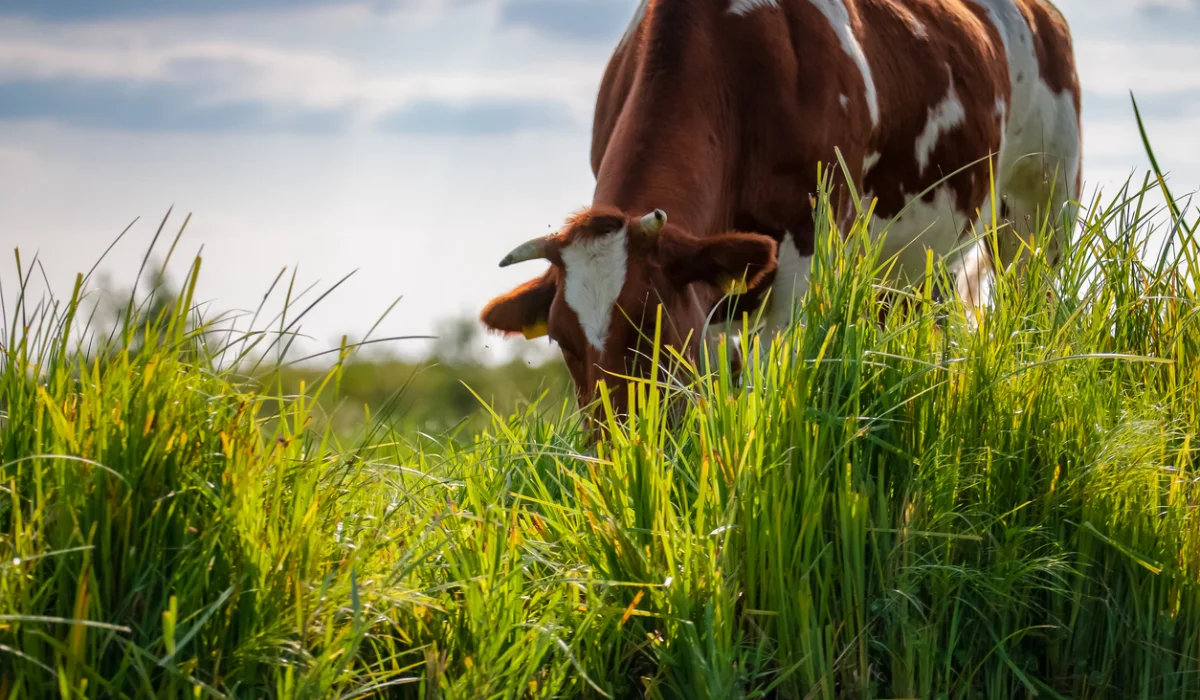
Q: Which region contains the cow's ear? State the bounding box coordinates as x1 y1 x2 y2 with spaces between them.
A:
481 272 557 339
661 232 778 294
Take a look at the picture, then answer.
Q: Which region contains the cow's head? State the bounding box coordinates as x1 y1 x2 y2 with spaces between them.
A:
481 205 777 419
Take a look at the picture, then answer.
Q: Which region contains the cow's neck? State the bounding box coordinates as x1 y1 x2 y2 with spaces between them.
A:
592 121 731 237
592 10 733 238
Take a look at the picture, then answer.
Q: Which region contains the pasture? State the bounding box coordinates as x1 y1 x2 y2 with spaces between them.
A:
3 140 1200 698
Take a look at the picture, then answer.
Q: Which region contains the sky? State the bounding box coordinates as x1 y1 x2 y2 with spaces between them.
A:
0 0 1197 363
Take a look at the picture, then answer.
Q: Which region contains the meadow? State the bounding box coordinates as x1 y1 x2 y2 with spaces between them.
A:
3 127 1200 698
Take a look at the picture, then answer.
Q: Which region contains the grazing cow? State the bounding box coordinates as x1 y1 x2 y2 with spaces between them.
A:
482 0 1081 416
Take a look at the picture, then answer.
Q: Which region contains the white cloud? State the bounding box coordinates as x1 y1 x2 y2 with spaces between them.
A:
0 4 609 127
1074 39 1200 96
1138 0 1197 12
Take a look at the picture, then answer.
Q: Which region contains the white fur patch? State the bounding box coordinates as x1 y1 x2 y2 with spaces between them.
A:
915 65 967 174
729 0 779 15
965 0 1012 57
808 0 879 126
766 233 813 335
840 94 850 110
863 151 881 175
561 228 629 351
969 0 1081 247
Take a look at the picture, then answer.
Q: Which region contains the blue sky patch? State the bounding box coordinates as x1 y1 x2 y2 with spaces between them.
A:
0 0 343 20
0 79 349 133
499 0 634 42
1085 88 1200 122
378 98 577 135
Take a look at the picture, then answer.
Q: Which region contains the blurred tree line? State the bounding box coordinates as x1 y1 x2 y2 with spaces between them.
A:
91 265 571 439
269 316 570 437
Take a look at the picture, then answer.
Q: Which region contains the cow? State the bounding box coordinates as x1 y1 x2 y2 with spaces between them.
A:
481 0 1081 418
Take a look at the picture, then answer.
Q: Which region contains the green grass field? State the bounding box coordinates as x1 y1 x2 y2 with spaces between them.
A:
4 131 1200 697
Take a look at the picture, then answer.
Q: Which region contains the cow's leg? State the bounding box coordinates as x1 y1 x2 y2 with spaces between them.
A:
701 321 742 378
952 147 1079 328
948 150 1080 325
697 266 776 385
762 232 814 340
702 231 812 380
993 155 1080 274
947 187 1000 320
993 76 1083 273
948 232 995 326
870 183 990 322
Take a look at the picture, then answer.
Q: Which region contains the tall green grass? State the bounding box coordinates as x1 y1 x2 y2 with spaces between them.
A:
3 142 1200 696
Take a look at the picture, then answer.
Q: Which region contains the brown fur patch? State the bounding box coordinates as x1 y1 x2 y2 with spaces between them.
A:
860 0 1010 219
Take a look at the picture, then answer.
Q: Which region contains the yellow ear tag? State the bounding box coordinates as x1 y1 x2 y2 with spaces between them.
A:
722 277 749 295
522 321 548 340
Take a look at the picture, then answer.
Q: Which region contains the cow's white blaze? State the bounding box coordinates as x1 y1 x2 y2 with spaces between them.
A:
561 228 629 351
729 0 779 15
808 0 879 126
915 65 967 174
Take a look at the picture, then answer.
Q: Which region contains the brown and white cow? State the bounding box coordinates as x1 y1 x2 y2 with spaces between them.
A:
482 0 1081 416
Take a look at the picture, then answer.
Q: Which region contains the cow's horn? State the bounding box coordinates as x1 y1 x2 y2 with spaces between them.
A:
499 236 556 267
641 209 667 236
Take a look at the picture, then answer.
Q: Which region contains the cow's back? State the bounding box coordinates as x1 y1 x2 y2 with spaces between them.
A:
590 0 1081 309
